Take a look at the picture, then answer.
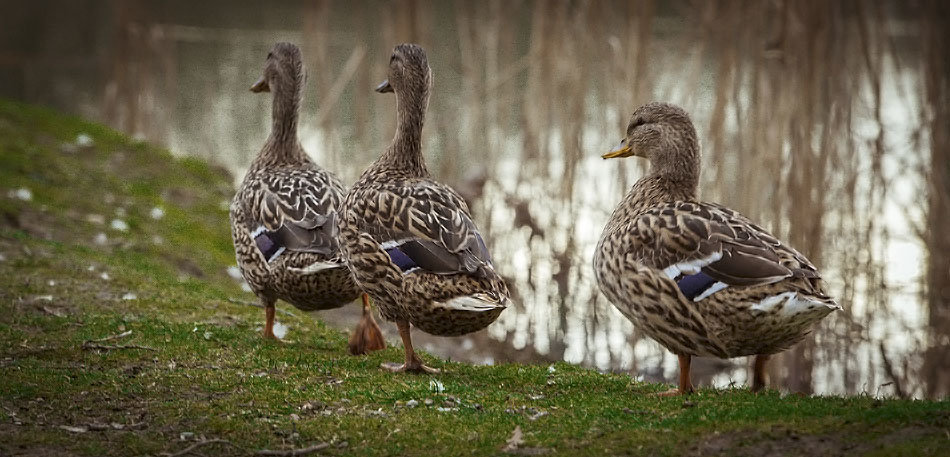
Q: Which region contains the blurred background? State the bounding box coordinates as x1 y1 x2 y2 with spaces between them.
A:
1 0 947 398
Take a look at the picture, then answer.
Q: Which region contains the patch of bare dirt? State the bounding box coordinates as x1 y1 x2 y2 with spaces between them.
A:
687 424 946 457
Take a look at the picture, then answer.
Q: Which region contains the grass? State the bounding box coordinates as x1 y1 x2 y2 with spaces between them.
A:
0 99 947 456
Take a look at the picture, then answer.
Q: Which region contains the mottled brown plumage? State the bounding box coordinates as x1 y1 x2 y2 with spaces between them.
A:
594 102 840 395
339 44 509 373
230 42 383 354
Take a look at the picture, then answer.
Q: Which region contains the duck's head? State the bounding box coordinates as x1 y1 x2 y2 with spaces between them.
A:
602 102 699 167
251 42 305 94
375 43 431 97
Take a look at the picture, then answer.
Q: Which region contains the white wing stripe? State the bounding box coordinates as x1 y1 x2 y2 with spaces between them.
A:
662 251 723 279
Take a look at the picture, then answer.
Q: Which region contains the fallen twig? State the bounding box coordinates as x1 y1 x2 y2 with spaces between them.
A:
82 342 156 352
255 443 330 456
87 330 133 343
161 438 236 457
81 330 156 351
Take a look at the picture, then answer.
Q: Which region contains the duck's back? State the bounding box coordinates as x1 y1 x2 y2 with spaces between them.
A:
340 172 508 335
231 162 359 310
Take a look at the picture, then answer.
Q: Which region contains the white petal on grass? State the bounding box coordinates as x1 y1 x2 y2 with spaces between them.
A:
122 292 137 300
110 219 129 232
36 295 53 302
75 133 94 148
272 322 289 339
150 207 165 220
100 272 111 281
14 188 32 201
226 265 243 280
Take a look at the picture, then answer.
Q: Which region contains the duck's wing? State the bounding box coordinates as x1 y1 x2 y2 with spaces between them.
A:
356 180 494 277
632 201 821 301
243 169 346 262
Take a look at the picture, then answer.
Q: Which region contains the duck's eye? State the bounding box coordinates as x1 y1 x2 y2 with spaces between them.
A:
628 119 644 134
390 54 397 63
267 52 273 60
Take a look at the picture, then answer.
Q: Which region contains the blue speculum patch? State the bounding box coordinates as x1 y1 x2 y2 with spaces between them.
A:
386 246 416 272
676 271 717 300
254 231 281 262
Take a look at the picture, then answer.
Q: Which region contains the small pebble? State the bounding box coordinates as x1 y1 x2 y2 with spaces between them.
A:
424 398 434 406
94 233 108 245
406 399 419 408
121 292 137 300
179 432 194 441
100 272 111 281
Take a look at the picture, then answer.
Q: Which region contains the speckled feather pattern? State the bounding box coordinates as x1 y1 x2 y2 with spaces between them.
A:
595 102 839 359
340 177 508 335
231 166 360 311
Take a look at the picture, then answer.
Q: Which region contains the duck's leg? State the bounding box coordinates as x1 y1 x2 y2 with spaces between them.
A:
658 354 694 396
381 320 440 374
752 354 770 392
263 298 279 340
348 293 386 355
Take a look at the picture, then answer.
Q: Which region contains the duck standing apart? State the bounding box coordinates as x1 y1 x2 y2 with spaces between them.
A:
339 44 509 373
594 102 840 395
230 42 384 355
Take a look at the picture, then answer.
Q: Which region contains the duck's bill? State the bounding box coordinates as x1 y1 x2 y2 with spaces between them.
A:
250 77 270 93
375 79 393 93
602 142 631 159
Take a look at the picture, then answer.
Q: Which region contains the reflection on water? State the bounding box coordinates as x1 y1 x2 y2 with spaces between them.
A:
3 0 945 397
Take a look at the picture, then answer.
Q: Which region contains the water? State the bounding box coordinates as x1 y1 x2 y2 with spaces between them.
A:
2 0 940 397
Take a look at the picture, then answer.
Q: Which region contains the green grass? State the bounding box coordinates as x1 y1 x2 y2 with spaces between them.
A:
0 99 947 456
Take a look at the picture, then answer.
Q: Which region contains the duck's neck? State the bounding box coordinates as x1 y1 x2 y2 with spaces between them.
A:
627 149 700 213
630 172 697 208
378 87 429 177
254 78 306 169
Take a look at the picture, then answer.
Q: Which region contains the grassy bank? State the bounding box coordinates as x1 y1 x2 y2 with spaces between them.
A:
0 100 947 456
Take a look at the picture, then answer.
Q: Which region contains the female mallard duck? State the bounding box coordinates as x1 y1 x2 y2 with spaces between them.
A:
594 102 840 395
229 42 384 355
339 44 510 373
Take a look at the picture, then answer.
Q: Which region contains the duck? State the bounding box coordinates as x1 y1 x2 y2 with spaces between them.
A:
338 43 510 373
593 102 840 395
229 42 384 355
